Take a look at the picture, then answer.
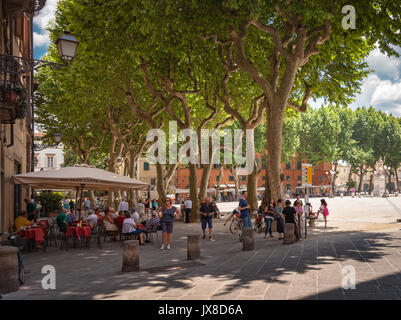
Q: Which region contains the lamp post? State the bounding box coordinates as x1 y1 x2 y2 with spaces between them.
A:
53 132 62 144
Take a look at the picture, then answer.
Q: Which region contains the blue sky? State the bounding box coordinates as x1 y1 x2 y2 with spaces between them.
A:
33 1 401 117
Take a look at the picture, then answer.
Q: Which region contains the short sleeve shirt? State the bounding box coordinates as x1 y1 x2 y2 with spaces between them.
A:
199 203 214 219
162 206 176 223
283 206 296 223
239 198 250 218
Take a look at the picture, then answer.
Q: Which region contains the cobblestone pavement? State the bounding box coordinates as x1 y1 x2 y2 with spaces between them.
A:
3 197 401 300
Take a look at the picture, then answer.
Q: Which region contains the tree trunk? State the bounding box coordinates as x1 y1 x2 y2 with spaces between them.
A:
388 171 392 192
247 160 260 216
395 167 400 192
262 156 271 208
266 102 285 201
229 166 239 200
189 163 199 222
155 163 167 206
332 162 338 195
107 136 117 209
89 190 96 208
347 165 353 194
358 166 363 193
216 165 224 201
368 167 375 195
198 162 213 205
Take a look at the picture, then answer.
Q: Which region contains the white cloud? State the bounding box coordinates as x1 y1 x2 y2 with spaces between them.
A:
33 0 59 49
367 48 401 81
33 31 50 47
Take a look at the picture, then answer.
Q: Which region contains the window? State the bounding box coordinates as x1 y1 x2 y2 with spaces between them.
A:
144 162 150 170
286 162 291 170
297 161 302 170
34 155 39 167
216 175 220 182
286 176 291 181
241 176 246 181
297 176 302 181
47 155 54 168
229 176 235 181
150 178 156 184
261 158 266 169
262 176 266 181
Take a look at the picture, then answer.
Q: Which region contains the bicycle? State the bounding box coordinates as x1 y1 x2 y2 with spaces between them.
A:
1 231 25 284
254 214 265 233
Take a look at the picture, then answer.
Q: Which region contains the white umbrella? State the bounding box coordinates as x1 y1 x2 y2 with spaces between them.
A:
12 164 149 191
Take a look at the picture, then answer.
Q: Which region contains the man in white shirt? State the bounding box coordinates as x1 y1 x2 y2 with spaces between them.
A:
184 197 192 223
137 199 145 218
118 198 129 213
87 210 98 227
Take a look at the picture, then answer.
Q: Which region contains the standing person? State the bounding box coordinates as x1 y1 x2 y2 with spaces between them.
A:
24 198 37 223
294 200 304 239
264 199 275 238
183 197 192 223
117 197 129 213
283 200 299 241
63 199 70 211
276 199 285 239
144 198 150 216
199 197 215 241
238 191 252 228
317 199 329 228
69 199 75 212
293 194 303 207
152 199 157 211
137 199 145 220
157 198 181 250
84 197 91 210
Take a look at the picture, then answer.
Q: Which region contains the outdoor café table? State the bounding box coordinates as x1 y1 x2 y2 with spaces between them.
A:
18 226 45 247
66 224 91 241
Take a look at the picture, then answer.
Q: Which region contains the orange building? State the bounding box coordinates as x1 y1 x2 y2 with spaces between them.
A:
174 154 333 197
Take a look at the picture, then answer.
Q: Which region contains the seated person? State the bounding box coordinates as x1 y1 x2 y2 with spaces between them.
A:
114 211 125 232
103 207 118 240
15 211 33 231
56 209 69 232
122 212 144 245
131 207 140 225
67 207 77 224
87 209 98 227
143 212 160 243
94 207 103 224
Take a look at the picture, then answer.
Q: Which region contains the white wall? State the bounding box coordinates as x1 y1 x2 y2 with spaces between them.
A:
34 146 64 171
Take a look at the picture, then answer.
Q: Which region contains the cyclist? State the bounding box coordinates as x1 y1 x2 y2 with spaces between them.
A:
223 208 240 226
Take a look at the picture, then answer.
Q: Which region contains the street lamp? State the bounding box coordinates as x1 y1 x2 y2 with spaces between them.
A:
56 31 79 62
53 132 62 143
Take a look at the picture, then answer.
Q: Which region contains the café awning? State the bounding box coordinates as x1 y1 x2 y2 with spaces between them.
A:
12 164 149 191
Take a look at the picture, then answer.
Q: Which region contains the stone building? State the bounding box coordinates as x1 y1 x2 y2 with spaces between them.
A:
0 0 46 232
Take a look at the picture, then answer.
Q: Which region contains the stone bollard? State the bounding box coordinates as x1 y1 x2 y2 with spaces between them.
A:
187 235 201 260
242 228 255 251
308 218 316 227
121 240 140 272
283 223 296 244
0 246 19 294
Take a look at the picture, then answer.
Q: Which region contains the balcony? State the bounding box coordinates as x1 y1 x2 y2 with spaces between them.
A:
5 0 46 16
0 82 28 124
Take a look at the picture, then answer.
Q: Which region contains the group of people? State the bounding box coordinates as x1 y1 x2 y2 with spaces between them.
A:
223 191 330 242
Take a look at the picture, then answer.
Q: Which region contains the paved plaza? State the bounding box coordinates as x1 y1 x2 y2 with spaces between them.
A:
3 196 401 300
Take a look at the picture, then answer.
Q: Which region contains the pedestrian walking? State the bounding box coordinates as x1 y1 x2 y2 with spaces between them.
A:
276 199 285 239
117 198 129 213
158 198 181 250
183 197 192 223
318 199 329 228
199 197 215 241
